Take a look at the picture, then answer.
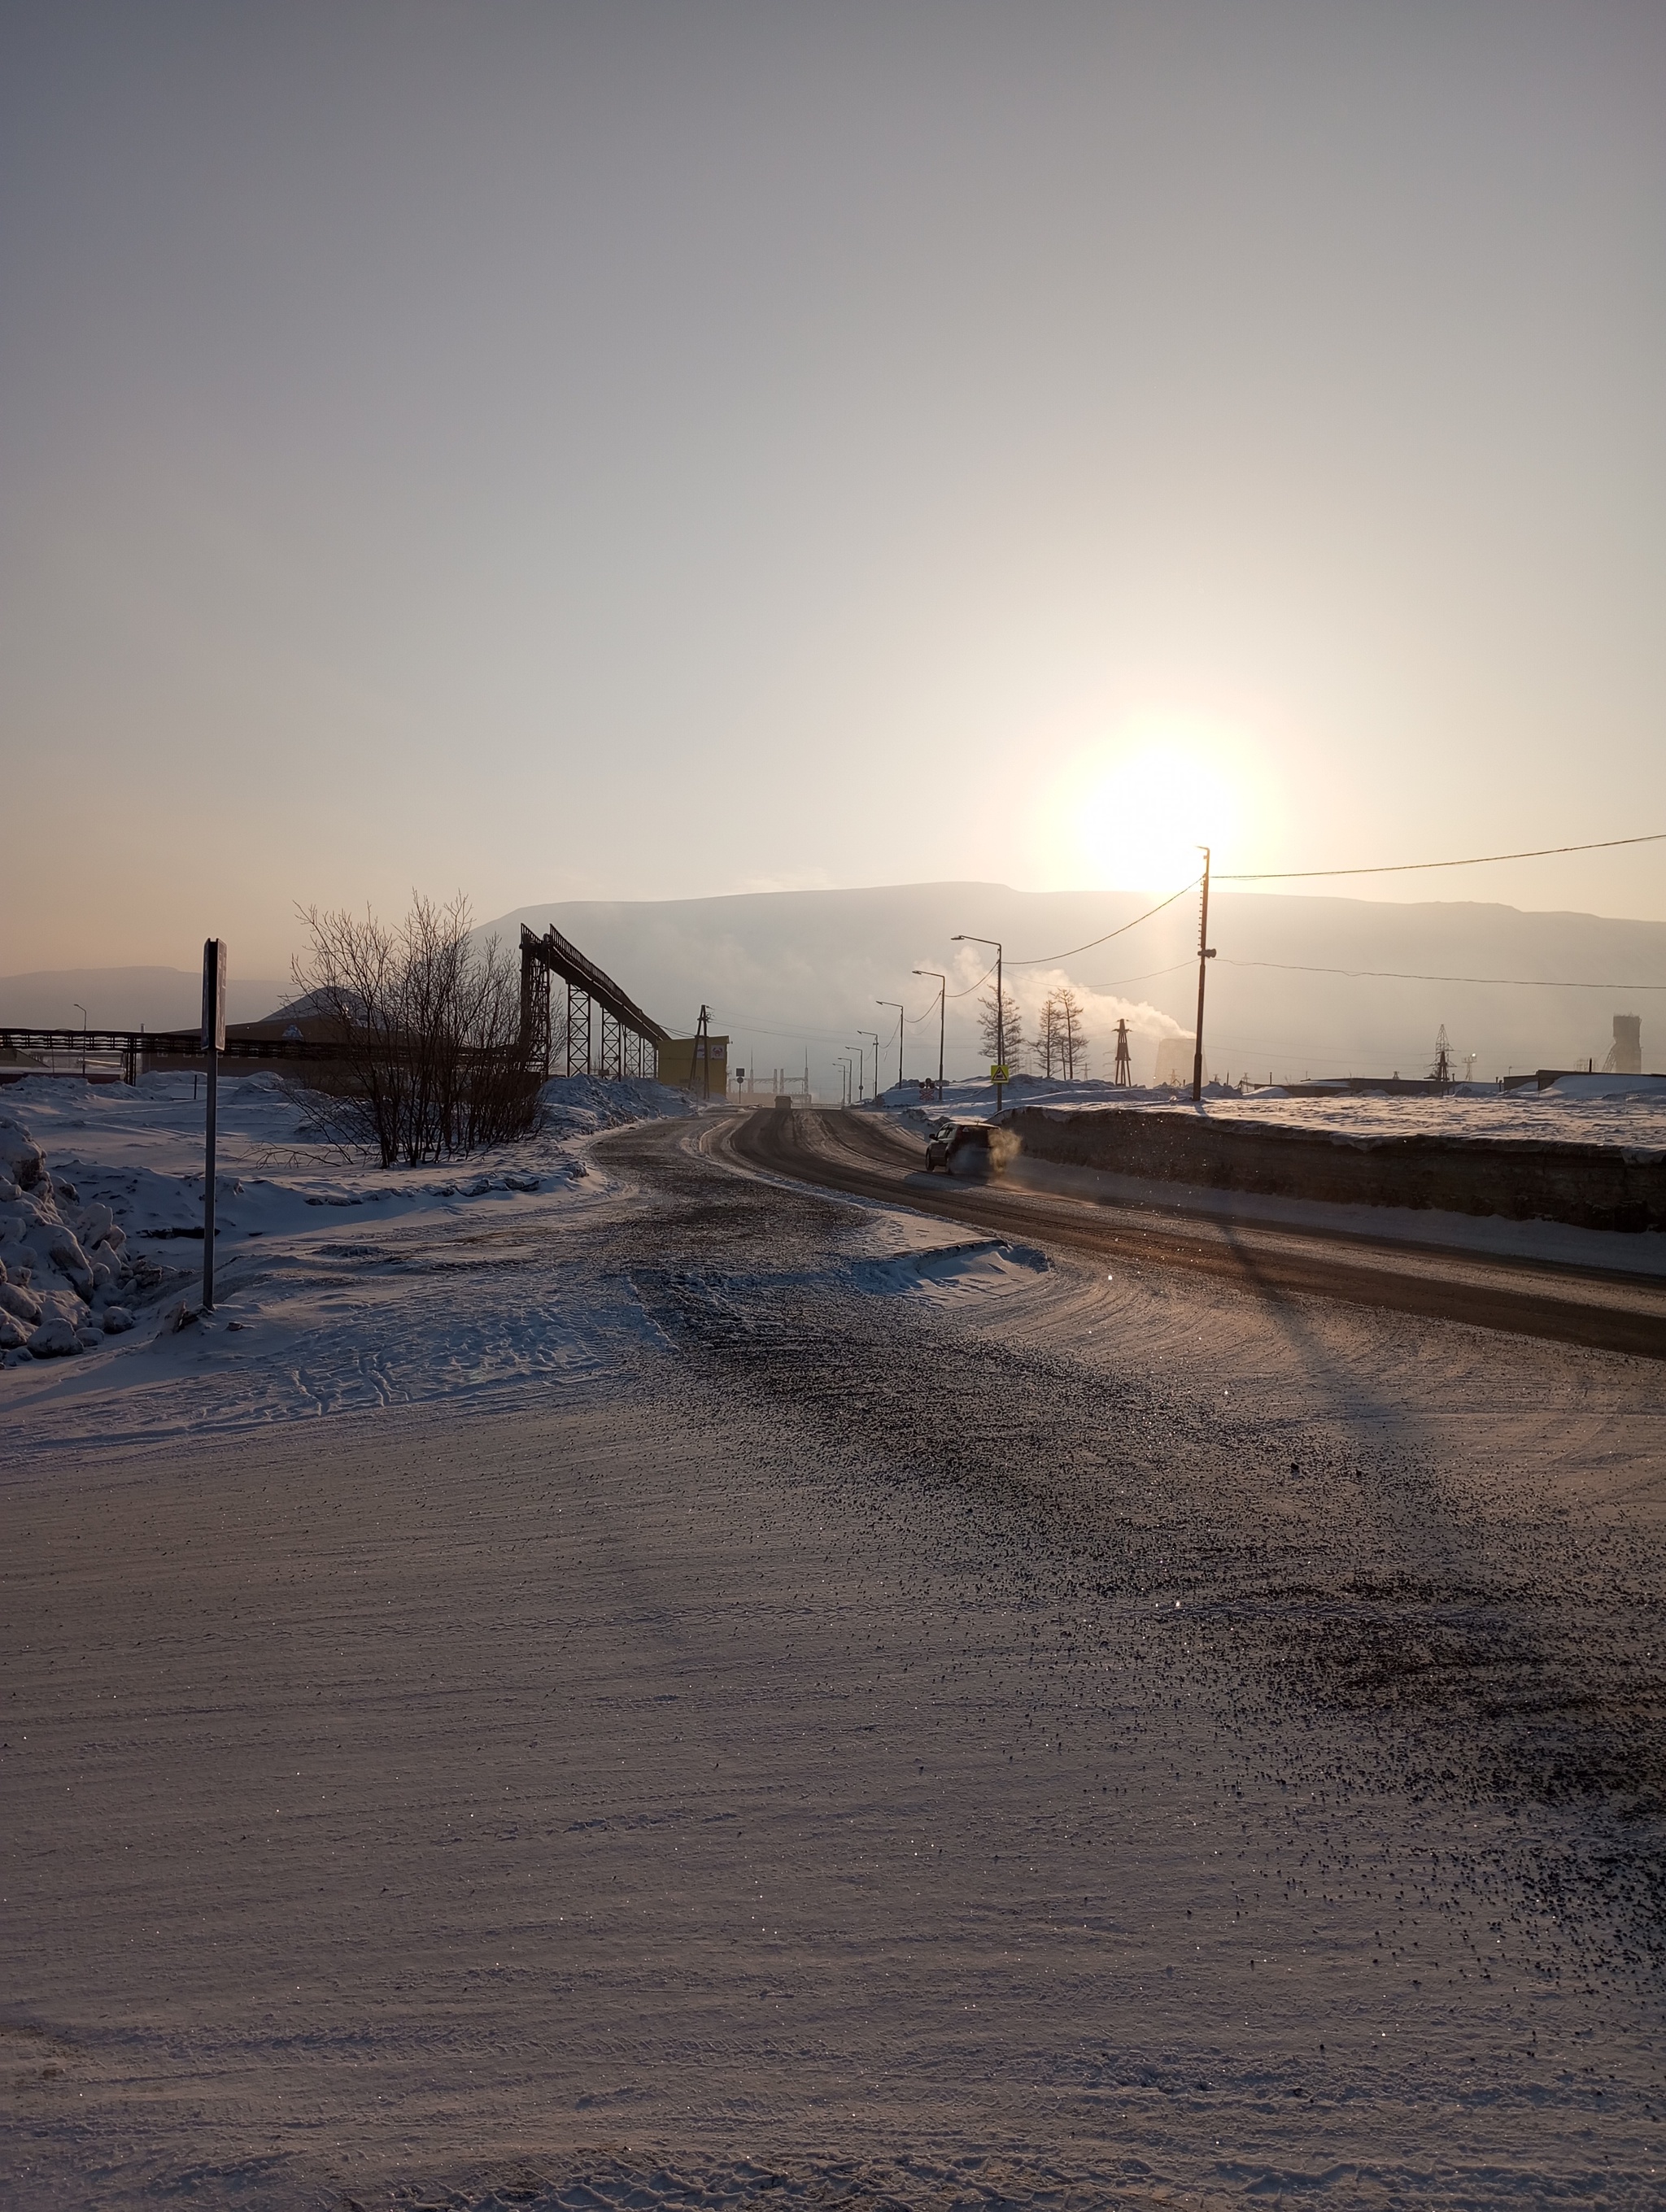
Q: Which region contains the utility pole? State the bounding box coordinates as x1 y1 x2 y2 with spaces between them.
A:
201 939 226 1311
74 1002 88 1078
914 969 946 1093
951 935 1005 1115
1191 850 1215 1104
848 1048 866 1104
859 1030 879 1104
877 1001 904 1091
694 1003 712 1104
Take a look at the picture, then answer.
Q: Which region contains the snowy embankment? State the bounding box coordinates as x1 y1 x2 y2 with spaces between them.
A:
0 1070 694 1434
872 1069 1666 1150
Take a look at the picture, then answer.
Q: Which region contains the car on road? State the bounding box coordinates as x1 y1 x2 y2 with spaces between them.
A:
924 1119 1000 1175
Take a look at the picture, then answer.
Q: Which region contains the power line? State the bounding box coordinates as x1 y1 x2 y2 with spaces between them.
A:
1222 958 1666 990
1006 876 1202 966
1217 830 1665 882
1078 960 1195 994
945 956 1000 1000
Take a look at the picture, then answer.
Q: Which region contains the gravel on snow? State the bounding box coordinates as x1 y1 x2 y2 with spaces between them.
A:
3 1112 1663 2210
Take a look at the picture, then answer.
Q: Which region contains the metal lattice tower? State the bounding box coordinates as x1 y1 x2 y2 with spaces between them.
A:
1113 1018 1132 1087
518 924 668 1081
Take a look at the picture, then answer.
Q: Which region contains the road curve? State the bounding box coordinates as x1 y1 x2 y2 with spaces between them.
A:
718 1105 1666 1362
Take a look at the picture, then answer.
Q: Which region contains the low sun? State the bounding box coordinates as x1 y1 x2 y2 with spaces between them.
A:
1036 720 1263 893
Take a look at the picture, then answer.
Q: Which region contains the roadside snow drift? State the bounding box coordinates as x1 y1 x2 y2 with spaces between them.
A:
1 1113 144 1354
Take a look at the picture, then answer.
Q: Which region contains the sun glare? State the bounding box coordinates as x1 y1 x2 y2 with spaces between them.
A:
1035 719 1265 893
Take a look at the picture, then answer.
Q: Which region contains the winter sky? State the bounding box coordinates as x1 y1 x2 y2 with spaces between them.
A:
4 1 1663 973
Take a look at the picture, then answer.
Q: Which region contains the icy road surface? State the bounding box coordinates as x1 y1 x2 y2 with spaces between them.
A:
4 1098 1664 2210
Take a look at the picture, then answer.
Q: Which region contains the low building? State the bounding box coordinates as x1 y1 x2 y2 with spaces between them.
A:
657 1034 730 1095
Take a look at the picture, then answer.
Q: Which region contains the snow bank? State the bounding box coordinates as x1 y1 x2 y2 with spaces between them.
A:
537 1072 696 1138
0 1113 146 1356
869 1074 1666 1153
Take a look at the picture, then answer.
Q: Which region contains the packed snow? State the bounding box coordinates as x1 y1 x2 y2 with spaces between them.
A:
0 1071 699 1431
0 1070 1033 1447
873 1070 1666 1152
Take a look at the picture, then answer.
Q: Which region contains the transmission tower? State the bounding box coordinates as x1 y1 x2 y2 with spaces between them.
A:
1113 1018 1132 1087
1431 1024 1453 1086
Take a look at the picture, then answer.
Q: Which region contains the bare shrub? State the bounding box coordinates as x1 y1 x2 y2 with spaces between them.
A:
290 893 542 1167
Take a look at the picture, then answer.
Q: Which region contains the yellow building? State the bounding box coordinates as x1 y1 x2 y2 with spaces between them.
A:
658 1034 730 1095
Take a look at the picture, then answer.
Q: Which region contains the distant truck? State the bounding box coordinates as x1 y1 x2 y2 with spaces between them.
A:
774 1094 793 1109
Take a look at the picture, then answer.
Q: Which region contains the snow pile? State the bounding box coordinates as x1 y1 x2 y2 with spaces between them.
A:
537 1072 696 1139
0 1113 146 1356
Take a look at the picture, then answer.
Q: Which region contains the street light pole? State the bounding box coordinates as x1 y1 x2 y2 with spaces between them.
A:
877 1001 904 1091
859 1030 879 1104
950 935 1005 1115
848 1047 866 1104
912 971 946 1095
74 1002 87 1077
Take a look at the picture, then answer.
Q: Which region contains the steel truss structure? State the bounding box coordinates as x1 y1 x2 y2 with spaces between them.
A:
517 925 669 1082
0 1027 338 1085
5 926 671 1092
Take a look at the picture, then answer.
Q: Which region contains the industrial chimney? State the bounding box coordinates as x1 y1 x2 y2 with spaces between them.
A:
1611 1013 1642 1075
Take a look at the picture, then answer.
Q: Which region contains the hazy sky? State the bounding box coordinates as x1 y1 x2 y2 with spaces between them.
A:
4 0 1663 977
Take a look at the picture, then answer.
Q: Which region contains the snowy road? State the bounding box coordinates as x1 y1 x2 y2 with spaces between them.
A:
5 1112 1664 2207
728 1105 1666 1359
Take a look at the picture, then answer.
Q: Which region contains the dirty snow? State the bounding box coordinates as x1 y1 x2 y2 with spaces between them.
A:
7 1106 1664 2210
876 1072 1666 1152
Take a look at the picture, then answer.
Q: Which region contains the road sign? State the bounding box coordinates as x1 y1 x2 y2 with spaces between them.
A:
990 1063 1010 1082
201 939 226 1311
202 938 227 1052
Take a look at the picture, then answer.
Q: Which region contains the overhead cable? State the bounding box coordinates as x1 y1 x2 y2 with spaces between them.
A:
1005 876 1202 966
1078 960 1195 993
945 957 1000 1000
1222 958 1666 990
1217 830 1665 882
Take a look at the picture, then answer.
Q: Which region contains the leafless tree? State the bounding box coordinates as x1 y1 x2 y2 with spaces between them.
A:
290 893 542 1167
977 982 1025 1074
1055 984 1088 1080
1035 992 1063 1078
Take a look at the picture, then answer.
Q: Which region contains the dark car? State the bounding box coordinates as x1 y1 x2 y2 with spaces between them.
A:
924 1119 1001 1176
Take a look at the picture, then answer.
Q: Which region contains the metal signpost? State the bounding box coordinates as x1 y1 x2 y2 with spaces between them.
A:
201 938 226 1310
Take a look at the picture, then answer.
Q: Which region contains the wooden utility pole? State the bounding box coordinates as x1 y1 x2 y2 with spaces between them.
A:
694 1004 712 1103
201 938 226 1310
1191 851 1215 1104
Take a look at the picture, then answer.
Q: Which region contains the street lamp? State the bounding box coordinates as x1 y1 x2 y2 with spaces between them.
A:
913 970 946 1094
848 1048 866 1104
950 936 1005 1114
876 1001 904 1092
858 1030 879 1104
74 1001 88 1077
